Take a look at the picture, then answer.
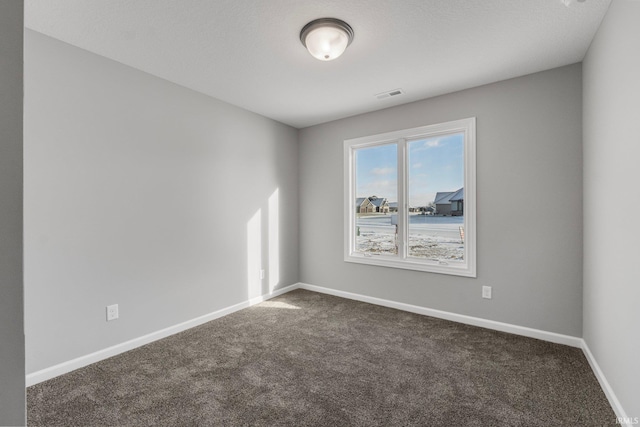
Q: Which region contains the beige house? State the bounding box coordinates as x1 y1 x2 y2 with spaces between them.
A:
356 196 389 214
356 197 375 213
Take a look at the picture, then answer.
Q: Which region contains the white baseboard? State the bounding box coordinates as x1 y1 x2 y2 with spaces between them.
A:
297 283 583 347
27 280 629 425
26 283 301 387
581 341 632 426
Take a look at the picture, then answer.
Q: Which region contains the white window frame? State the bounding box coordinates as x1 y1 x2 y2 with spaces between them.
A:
344 117 476 277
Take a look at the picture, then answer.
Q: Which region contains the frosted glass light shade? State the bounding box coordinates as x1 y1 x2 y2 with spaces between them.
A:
300 18 354 61
304 26 349 61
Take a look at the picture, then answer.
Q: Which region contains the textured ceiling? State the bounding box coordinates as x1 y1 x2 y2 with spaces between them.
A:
25 0 611 128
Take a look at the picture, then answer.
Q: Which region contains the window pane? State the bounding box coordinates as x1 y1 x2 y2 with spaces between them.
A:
407 134 464 261
354 144 397 255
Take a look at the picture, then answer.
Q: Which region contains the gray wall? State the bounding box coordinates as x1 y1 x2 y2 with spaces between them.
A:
0 1 25 424
583 0 640 418
24 30 299 373
299 64 583 337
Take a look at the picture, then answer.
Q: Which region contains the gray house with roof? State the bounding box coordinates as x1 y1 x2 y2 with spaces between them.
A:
433 187 464 216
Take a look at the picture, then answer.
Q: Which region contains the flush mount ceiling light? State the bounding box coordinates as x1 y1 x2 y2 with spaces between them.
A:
300 18 354 61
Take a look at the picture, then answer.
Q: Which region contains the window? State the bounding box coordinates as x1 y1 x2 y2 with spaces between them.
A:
344 118 476 277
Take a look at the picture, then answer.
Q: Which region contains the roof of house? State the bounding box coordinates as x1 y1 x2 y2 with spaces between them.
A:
434 191 454 205
357 196 388 207
370 197 388 207
434 187 464 204
450 187 464 202
356 197 366 205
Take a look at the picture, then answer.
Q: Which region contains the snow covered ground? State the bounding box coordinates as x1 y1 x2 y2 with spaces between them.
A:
355 214 464 260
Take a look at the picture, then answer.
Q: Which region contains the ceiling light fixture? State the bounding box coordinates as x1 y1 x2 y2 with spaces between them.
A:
300 18 354 61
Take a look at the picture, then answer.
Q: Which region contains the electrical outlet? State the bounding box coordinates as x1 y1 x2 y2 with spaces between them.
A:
106 304 119 321
260 269 265 280
482 286 492 299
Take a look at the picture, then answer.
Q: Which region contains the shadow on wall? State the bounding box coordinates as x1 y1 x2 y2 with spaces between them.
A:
247 188 280 300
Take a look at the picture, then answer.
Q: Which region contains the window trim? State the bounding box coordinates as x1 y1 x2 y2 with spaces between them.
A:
343 117 476 277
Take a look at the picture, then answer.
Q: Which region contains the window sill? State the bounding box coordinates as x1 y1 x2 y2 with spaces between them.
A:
344 252 476 277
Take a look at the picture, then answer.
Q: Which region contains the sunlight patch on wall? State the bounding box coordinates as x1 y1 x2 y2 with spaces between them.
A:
268 188 280 292
247 209 262 299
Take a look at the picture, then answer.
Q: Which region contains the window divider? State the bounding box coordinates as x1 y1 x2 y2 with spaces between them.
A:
397 138 407 260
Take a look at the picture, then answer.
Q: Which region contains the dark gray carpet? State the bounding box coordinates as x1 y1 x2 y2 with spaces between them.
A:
28 289 615 426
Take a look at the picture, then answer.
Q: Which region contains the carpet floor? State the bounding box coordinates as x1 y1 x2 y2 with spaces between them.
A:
28 289 615 426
